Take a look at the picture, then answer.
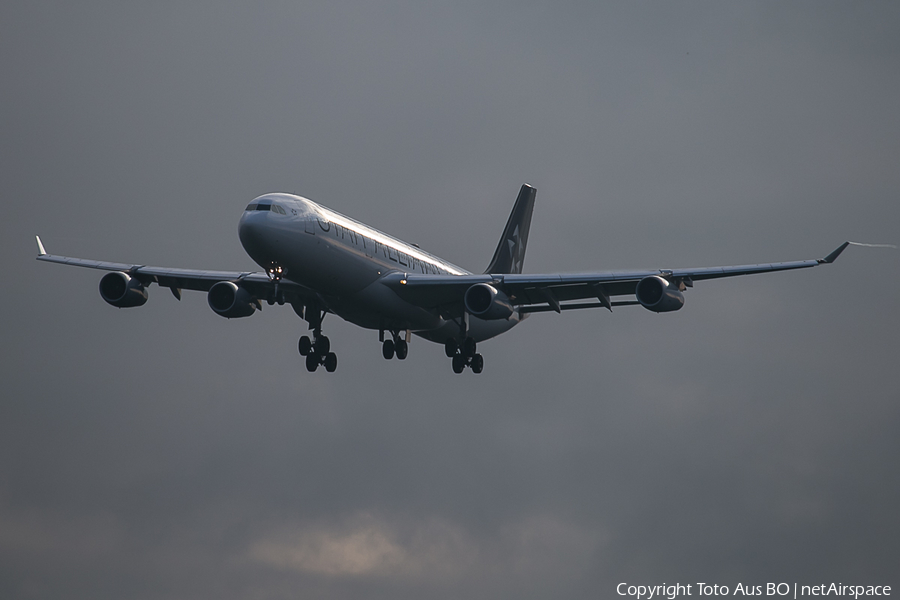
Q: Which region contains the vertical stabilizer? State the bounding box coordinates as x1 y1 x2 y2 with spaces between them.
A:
484 184 536 274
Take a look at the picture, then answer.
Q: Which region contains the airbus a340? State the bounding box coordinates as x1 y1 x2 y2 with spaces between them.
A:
36 185 850 373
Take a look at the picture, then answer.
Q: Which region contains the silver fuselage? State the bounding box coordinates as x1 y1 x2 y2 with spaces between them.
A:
237 193 523 343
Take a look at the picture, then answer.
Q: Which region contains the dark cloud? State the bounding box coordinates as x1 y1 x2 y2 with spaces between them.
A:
2 2 898 599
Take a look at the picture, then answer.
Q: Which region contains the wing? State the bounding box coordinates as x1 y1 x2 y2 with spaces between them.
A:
35 236 317 305
383 242 850 315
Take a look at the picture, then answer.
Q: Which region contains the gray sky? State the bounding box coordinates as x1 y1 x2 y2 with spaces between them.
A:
2 2 899 599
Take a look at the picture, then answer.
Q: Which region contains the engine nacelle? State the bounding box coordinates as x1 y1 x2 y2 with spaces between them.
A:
99 272 148 308
635 276 685 313
464 283 514 320
207 281 257 318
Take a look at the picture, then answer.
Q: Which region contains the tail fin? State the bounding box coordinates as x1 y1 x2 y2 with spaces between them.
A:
484 184 536 274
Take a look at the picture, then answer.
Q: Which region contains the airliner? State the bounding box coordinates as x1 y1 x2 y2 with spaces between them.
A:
36 184 850 373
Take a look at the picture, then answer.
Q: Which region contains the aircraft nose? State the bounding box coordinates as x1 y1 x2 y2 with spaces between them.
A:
238 211 267 256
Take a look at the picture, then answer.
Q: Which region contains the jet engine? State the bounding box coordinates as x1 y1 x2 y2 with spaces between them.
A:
464 283 514 320
635 276 684 313
207 281 258 318
99 271 148 308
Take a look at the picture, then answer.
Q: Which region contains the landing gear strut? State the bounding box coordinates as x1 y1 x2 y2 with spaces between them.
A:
381 330 409 361
448 336 483 374
298 307 337 372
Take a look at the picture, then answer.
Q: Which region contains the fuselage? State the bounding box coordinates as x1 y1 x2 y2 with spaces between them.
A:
237 193 524 343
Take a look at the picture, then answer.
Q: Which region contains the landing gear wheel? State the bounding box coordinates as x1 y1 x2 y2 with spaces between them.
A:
298 336 312 356
395 339 408 360
471 353 484 374
451 354 465 374
324 352 337 372
305 353 319 372
444 339 458 358
462 337 477 358
382 339 395 360
314 335 330 356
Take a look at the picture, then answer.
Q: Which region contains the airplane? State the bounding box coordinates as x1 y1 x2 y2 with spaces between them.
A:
36 184 851 374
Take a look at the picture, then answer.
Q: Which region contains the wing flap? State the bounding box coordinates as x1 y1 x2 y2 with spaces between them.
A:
671 259 821 281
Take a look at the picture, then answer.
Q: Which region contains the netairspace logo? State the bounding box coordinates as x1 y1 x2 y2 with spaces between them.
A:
616 582 892 600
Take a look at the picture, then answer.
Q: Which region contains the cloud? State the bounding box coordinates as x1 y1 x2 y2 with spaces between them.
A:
247 512 601 582
248 515 409 577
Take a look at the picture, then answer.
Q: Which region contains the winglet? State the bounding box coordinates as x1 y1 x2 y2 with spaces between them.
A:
35 235 47 256
819 241 850 264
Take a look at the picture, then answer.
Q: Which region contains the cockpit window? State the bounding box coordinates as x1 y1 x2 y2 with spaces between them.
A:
246 201 285 213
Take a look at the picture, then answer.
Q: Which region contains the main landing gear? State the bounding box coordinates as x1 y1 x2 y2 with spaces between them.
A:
298 307 337 372
445 337 483 374
298 333 337 372
381 330 409 360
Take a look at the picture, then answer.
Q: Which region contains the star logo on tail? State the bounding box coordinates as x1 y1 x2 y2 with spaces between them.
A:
507 225 522 272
